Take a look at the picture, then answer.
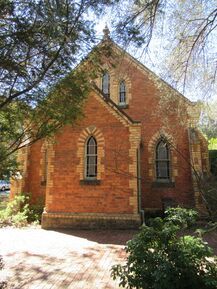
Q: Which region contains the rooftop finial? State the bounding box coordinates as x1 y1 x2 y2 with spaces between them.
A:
103 24 110 40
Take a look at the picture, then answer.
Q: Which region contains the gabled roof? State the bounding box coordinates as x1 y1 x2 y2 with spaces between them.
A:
98 36 196 107
73 30 198 124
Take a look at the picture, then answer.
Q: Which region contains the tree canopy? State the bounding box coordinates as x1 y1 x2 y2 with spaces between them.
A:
0 0 216 177
0 0 118 177
112 0 217 100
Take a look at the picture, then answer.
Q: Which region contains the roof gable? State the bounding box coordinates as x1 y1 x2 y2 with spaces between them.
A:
98 38 196 107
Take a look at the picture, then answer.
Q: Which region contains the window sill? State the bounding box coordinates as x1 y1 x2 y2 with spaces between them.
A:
80 179 101 185
152 181 175 188
118 104 129 109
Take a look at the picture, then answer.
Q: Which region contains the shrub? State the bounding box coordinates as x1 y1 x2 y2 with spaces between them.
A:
164 206 198 227
111 208 217 289
0 194 30 227
0 193 45 227
26 194 45 223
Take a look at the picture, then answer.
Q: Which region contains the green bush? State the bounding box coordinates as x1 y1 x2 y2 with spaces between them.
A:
0 193 44 227
111 208 217 289
164 206 198 227
27 194 45 223
0 194 30 227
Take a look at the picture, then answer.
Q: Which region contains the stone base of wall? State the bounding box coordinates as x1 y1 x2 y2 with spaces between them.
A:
42 212 141 229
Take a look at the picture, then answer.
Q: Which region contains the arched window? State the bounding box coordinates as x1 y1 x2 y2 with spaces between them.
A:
86 136 97 178
156 140 170 180
119 80 126 104
42 148 48 184
102 72 110 98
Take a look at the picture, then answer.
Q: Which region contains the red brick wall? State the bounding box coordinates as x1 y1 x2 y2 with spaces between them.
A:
28 93 137 214
24 140 46 203
18 54 196 214
114 57 195 210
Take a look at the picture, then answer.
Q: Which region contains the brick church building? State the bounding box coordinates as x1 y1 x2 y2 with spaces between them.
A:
11 28 209 228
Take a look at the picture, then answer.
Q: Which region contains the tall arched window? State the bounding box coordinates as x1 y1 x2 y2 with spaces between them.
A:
156 140 170 180
41 148 48 184
119 80 126 104
86 136 97 178
102 72 110 98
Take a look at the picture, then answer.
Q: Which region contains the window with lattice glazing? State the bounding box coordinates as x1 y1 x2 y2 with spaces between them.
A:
86 136 97 178
119 80 126 104
156 140 170 180
102 72 110 98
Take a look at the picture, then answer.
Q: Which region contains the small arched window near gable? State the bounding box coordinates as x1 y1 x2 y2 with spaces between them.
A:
102 72 110 98
119 80 126 104
86 136 97 178
156 140 170 180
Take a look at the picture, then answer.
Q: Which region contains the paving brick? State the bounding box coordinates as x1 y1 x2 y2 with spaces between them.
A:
0 227 137 289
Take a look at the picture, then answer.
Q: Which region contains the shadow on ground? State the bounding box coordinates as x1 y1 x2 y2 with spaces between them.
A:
52 229 138 246
1 228 133 288
4 247 122 289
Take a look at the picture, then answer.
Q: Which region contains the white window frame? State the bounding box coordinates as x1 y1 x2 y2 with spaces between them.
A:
85 136 97 179
119 80 126 105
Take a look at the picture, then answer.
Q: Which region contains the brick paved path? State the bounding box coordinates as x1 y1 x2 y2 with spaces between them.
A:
0 227 137 289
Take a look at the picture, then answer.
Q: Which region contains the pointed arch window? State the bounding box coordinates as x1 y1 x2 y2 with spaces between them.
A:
156 140 170 180
41 148 48 185
86 136 97 178
102 72 110 98
119 80 126 104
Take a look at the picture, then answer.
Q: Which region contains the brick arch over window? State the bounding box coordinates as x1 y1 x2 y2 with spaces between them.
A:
148 131 177 182
76 126 105 180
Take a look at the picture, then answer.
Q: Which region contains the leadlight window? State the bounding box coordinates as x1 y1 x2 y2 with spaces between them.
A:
102 72 110 98
156 140 170 180
42 149 48 183
86 136 97 178
119 80 126 104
